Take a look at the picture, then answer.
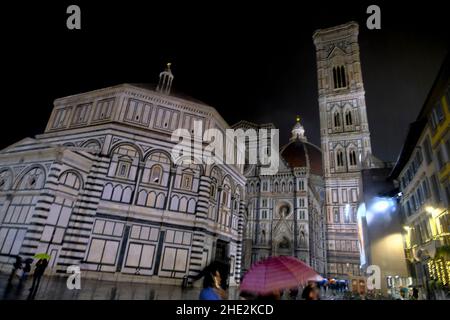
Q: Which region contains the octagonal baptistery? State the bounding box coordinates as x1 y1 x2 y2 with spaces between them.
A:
0 65 247 287
235 118 327 276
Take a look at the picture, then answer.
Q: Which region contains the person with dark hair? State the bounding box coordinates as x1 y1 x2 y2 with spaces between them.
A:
193 261 228 300
411 287 419 300
302 283 320 300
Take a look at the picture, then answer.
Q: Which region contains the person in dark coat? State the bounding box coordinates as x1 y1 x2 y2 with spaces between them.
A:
27 258 48 299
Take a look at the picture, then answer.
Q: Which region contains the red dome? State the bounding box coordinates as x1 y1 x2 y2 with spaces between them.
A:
280 139 323 175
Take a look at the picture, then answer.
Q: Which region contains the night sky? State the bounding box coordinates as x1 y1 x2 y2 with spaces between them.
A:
1 1 448 162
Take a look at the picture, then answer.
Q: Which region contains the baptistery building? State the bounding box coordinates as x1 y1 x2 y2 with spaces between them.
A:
0 65 246 286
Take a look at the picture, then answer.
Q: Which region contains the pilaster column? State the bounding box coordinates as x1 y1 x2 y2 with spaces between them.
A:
234 198 246 283
187 175 211 284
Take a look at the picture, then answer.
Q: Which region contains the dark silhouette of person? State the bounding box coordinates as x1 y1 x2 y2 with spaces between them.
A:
7 256 22 284
16 258 32 295
27 258 48 300
289 287 299 300
302 283 320 300
3 256 22 299
412 287 419 300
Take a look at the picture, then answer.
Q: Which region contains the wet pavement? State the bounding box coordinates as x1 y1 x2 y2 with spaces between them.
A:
0 272 241 300
0 272 342 300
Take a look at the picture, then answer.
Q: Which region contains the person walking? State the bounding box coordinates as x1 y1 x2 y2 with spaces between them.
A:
7 256 22 284
16 258 33 295
302 283 320 300
27 258 48 300
411 287 419 300
193 262 228 300
199 268 226 300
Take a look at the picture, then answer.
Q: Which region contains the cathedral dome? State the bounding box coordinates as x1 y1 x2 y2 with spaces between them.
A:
280 117 323 175
281 140 323 175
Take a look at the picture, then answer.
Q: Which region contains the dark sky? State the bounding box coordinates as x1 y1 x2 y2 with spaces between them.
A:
1 1 448 162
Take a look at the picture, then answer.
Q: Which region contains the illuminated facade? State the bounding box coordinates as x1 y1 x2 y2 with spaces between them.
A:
391 54 450 298
234 119 327 276
0 66 247 286
313 22 377 278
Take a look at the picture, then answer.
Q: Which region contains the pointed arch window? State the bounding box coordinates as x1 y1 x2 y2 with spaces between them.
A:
333 67 338 89
349 150 357 166
333 66 347 89
340 66 347 87
336 150 344 167
345 110 353 126
334 111 341 128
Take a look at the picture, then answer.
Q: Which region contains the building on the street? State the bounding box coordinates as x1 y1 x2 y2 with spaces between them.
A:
0 21 394 287
357 165 410 297
313 22 380 279
0 64 247 286
390 53 450 298
233 118 327 276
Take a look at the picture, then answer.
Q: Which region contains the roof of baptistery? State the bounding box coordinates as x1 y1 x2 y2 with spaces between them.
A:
280 116 323 176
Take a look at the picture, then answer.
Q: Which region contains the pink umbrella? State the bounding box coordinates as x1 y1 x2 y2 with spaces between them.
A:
240 256 322 295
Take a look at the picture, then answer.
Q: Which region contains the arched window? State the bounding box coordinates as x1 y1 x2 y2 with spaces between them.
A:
102 183 113 200
334 112 341 127
336 150 344 167
333 67 338 89
333 66 347 88
136 190 147 206
116 157 131 178
210 183 216 199
150 165 162 184
340 66 347 87
121 187 132 203
345 110 353 126
349 150 357 166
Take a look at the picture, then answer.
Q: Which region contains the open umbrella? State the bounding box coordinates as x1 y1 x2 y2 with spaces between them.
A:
33 253 51 260
240 256 322 295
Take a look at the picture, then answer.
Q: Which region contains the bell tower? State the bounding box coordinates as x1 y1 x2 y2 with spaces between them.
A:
313 22 373 278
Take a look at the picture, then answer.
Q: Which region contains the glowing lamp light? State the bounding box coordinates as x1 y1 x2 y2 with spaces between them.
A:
370 197 395 213
425 206 441 218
